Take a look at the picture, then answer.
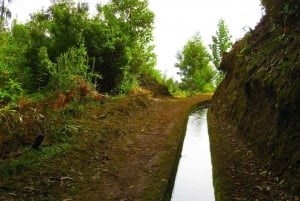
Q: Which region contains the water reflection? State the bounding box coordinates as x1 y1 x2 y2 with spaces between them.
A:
171 108 215 201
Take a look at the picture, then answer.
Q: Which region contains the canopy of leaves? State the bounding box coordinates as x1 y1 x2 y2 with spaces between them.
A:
0 0 12 28
209 19 232 69
209 19 232 86
5 0 156 95
96 0 156 92
0 31 27 104
176 33 215 93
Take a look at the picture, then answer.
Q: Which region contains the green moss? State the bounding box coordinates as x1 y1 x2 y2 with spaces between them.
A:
210 4 300 196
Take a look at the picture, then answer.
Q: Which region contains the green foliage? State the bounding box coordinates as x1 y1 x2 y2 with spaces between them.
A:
96 0 156 91
209 19 232 69
262 0 299 21
46 43 98 93
0 79 23 102
209 19 232 86
1 0 158 103
0 31 27 104
116 69 139 94
48 1 89 58
162 78 189 97
0 143 71 176
0 1 160 157
8 0 157 93
175 33 216 93
16 2 90 90
45 111 80 142
11 18 53 90
0 0 12 28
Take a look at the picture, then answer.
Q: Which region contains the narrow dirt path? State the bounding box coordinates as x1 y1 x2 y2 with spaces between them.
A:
0 93 211 201
73 94 212 201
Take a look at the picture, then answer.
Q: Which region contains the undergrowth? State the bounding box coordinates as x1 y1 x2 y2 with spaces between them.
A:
0 143 71 177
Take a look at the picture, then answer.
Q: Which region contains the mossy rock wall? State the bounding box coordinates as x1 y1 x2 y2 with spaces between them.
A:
210 0 300 194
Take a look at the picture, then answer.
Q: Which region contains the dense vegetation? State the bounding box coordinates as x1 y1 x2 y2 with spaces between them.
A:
168 20 232 95
0 2 232 187
209 18 232 86
209 0 300 197
0 0 162 168
3 0 299 199
175 33 215 93
1 0 226 100
1 0 159 96
0 0 219 165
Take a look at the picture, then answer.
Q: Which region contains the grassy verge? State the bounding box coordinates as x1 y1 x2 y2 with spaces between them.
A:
0 143 71 177
1 93 214 200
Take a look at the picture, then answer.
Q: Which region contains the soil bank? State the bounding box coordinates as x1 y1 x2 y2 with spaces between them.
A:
0 93 211 201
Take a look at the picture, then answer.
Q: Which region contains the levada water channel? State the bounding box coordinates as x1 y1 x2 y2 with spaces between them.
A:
171 107 215 201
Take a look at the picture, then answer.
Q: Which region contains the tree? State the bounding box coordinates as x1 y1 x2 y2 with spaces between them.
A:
175 33 215 93
48 1 89 58
209 19 232 68
8 0 156 94
97 0 156 92
0 30 27 103
209 19 232 85
0 0 12 28
12 1 91 90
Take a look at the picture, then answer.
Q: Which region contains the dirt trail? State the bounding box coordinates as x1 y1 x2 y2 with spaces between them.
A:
74 94 212 201
0 93 211 201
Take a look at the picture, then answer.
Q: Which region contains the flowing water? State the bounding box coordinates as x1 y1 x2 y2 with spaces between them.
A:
171 108 215 201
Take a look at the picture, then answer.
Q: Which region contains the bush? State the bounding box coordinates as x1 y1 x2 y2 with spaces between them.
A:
0 31 27 105
46 43 101 93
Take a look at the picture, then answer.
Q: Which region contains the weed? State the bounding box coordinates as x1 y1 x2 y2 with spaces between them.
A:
0 143 71 177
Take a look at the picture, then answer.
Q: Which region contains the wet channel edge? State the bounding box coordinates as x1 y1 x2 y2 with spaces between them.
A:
163 99 212 201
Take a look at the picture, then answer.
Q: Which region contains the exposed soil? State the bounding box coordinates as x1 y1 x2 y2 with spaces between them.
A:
208 108 297 201
0 92 211 201
208 2 300 199
1 89 297 201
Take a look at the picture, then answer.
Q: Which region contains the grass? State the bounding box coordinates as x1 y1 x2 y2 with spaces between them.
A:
0 143 71 177
0 93 213 200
